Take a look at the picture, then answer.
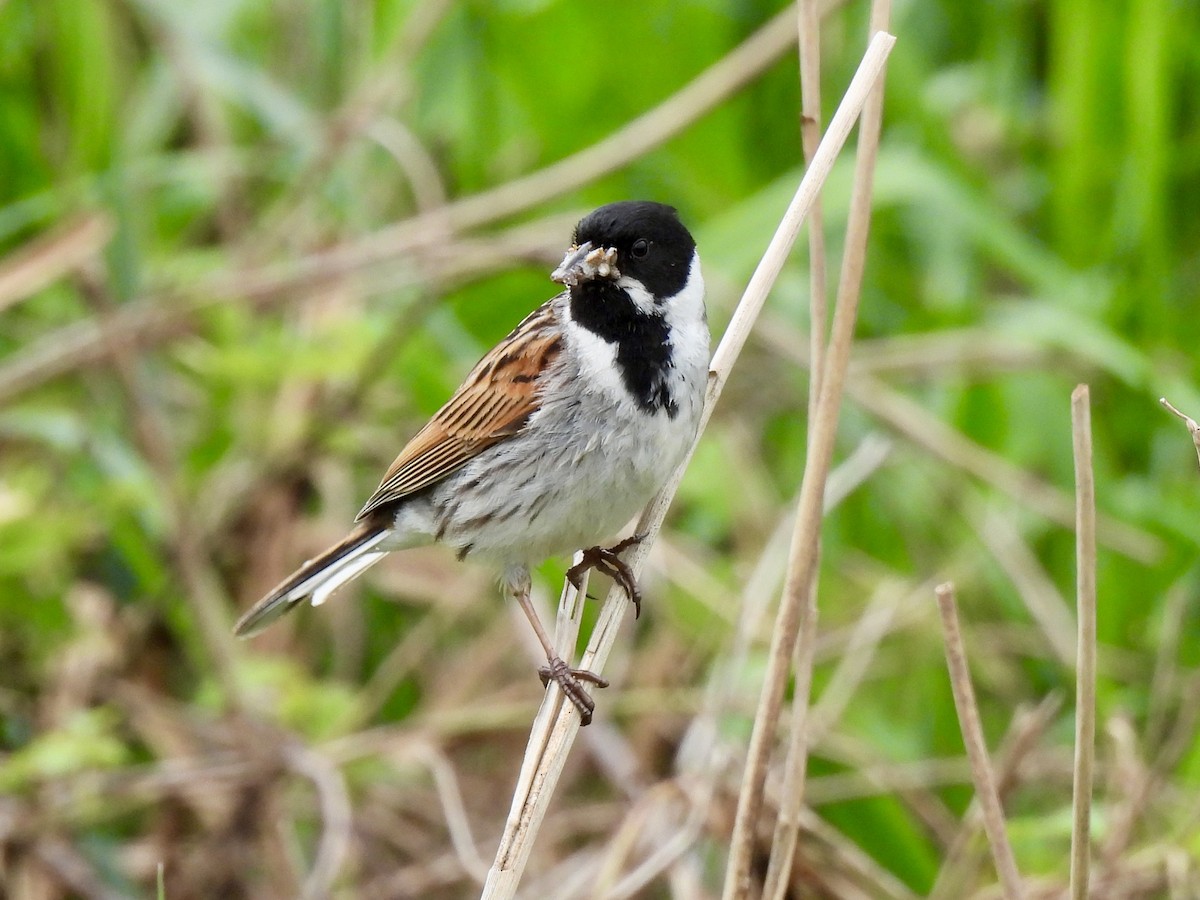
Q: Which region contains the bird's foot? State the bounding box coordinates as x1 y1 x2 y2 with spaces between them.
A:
567 533 646 618
537 656 610 726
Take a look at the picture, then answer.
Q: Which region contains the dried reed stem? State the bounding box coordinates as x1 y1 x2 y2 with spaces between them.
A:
482 31 897 900
760 2 891 896
934 582 1024 900
283 744 353 899
1070 385 1097 900
0 213 113 313
929 693 1061 899
760 9 827 896
973 505 1077 667
1159 397 1200 471
800 0 829 418
722 28 895 900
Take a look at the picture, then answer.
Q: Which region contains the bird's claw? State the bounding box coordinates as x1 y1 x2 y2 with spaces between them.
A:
537 656 609 726
567 533 646 617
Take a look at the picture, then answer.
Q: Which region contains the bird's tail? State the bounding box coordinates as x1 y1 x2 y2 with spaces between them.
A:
234 524 390 637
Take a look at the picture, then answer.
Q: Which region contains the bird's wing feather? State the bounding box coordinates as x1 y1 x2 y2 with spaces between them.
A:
356 301 563 520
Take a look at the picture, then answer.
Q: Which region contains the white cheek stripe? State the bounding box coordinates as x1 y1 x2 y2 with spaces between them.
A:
615 277 659 315
615 251 705 319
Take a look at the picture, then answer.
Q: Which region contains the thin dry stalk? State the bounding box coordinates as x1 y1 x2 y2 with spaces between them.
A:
797 808 917 900
30 836 116 900
1070 385 1097 900
1159 397 1200 471
759 5 827 896
0 213 113 313
1098 715 1148 869
1145 576 1193 756
660 441 894 897
413 745 490 883
929 694 1062 900
800 0 829 418
588 781 698 899
283 745 353 900
760 4 892 897
482 32 898 900
934 582 1024 900
758 316 1048 379
973 505 1076 667
759 579 820 900
673 501 797 813
807 579 904 741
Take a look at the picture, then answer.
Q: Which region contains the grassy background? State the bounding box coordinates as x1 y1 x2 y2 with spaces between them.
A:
2 0 1200 896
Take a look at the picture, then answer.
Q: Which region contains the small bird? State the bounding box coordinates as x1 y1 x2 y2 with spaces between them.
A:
234 201 709 724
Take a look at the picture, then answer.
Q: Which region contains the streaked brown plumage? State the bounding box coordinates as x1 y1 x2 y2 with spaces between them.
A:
357 304 563 519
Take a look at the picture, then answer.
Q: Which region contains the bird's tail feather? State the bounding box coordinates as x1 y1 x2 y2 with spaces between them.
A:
234 525 390 637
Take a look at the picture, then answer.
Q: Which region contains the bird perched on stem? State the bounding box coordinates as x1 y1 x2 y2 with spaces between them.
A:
235 201 709 725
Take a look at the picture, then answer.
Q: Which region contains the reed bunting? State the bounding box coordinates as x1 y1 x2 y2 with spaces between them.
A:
235 201 709 724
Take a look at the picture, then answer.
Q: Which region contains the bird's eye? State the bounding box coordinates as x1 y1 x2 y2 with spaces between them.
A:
631 239 650 259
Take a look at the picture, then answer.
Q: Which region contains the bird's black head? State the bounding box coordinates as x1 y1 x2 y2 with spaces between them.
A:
554 201 703 417
569 200 697 300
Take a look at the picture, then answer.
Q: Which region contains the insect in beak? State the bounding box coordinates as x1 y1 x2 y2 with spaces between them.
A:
551 241 621 287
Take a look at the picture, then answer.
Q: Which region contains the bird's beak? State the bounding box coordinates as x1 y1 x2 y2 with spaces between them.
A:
551 241 621 287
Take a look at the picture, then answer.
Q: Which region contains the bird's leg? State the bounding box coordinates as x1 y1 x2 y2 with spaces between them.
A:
508 568 608 726
567 532 646 618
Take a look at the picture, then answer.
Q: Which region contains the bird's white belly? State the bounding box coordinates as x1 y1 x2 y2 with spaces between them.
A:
421 384 695 564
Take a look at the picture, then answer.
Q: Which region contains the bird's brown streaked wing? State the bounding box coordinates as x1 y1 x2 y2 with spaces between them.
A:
356 302 563 520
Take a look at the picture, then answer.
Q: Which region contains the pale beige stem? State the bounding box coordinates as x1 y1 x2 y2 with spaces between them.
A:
801 0 829 421
482 32 897 900
760 2 892 896
1160 396 1200 471
934 583 1025 900
727 20 893 900
1070 385 1097 900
